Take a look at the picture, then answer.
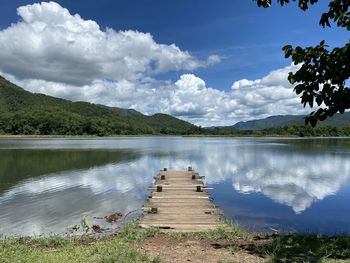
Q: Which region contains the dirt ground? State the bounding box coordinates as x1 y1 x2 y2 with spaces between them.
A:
138 235 266 263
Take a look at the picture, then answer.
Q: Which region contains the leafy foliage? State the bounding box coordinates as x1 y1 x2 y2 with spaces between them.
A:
79 217 92 232
1 76 348 137
0 76 200 136
256 0 350 126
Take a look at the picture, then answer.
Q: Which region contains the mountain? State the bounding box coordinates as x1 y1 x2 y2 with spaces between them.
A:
0 76 199 135
233 113 350 130
1 75 349 137
96 104 143 116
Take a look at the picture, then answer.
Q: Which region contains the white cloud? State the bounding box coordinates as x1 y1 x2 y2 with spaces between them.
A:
206 55 222 65
1 63 308 126
0 2 309 126
164 65 308 125
0 1 215 86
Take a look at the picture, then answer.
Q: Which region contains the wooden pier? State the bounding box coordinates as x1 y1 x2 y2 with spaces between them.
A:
141 167 224 232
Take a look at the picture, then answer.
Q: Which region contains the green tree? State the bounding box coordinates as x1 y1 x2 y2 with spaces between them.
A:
256 0 350 126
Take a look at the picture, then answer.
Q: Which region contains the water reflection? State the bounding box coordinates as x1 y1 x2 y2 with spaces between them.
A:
0 163 152 236
135 138 350 214
0 148 141 193
0 138 350 236
195 141 350 213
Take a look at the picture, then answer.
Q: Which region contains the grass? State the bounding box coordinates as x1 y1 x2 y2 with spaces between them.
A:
121 221 160 241
1 220 350 263
0 220 248 263
246 233 350 263
0 221 160 263
226 244 240 254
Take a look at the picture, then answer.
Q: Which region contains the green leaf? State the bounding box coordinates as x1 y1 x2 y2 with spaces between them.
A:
80 217 91 231
308 99 314 108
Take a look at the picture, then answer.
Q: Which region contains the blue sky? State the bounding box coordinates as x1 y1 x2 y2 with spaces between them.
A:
0 1 348 125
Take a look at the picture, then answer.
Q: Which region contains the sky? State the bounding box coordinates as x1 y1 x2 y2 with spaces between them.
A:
0 0 348 126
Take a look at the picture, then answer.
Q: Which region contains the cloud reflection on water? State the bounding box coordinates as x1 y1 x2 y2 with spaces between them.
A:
130 139 350 214
1 138 350 236
0 160 154 236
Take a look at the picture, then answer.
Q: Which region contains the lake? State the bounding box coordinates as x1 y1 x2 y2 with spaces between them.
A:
0 137 350 237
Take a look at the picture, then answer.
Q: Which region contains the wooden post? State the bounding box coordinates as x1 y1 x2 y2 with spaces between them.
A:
150 207 158 214
141 169 222 232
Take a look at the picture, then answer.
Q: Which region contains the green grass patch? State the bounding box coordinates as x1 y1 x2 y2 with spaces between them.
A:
0 220 248 262
2 220 350 263
120 220 161 241
0 236 159 263
226 244 240 254
0 221 160 263
247 233 350 263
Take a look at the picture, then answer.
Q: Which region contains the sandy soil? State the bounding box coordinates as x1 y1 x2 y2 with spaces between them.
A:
138 235 267 263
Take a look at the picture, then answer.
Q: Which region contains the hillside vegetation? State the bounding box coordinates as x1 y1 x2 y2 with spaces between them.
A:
1 76 349 137
0 76 200 136
233 113 350 130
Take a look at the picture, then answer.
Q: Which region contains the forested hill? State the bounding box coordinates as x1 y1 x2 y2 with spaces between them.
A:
233 113 350 131
0 76 200 135
1 75 349 137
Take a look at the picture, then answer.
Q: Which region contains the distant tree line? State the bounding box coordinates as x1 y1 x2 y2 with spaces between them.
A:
251 125 350 137
0 76 349 137
200 125 350 137
1 111 349 137
0 111 202 136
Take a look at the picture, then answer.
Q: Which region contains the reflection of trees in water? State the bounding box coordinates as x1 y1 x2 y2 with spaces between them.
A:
277 138 350 152
0 149 141 193
2 138 350 213
0 155 158 236
1 138 350 236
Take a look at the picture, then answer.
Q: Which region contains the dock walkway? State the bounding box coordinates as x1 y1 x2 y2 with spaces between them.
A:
141 168 224 232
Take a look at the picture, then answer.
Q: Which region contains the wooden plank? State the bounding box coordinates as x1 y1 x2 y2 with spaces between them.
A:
140 223 225 231
143 203 216 207
141 169 223 232
142 208 222 215
151 191 208 195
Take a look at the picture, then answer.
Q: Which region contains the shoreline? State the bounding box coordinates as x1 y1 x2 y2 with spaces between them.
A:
0 134 349 139
1 221 350 263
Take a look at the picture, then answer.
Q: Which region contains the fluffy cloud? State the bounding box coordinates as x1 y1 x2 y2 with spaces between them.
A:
2 64 307 126
228 64 307 121
0 1 215 86
0 2 309 126
167 66 308 125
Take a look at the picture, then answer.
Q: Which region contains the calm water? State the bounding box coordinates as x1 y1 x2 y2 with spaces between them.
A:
0 137 350 237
